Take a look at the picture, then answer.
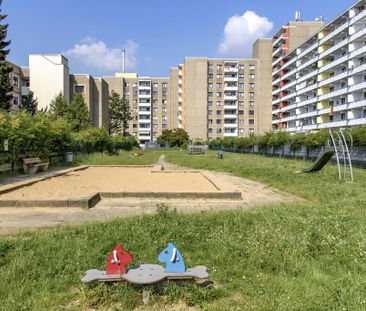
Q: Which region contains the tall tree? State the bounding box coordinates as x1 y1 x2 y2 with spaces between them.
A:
108 90 132 136
68 93 92 131
49 93 69 118
0 0 12 111
20 91 38 116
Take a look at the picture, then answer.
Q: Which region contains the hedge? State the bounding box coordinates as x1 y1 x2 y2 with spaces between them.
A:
0 111 138 164
208 127 366 150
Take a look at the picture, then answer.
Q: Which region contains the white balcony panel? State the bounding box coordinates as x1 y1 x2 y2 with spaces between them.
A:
297 70 319 84
138 111 151 115
318 107 331 115
138 119 151 124
318 120 348 128
333 103 348 112
350 8 366 25
319 22 348 45
296 97 318 108
138 94 151 99
318 71 348 87
349 99 366 109
224 123 238 128
296 83 318 96
224 86 238 91
349 81 366 93
224 132 238 137
348 118 366 126
318 87 348 101
319 38 348 59
224 77 238 82
224 95 238 101
224 114 238 119
319 55 348 73
301 110 318 118
298 41 319 59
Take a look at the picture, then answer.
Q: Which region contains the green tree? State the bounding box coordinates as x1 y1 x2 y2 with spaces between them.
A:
108 90 132 136
20 91 38 116
0 0 12 111
68 93 92 132
49 93 69 118
157 128 189 147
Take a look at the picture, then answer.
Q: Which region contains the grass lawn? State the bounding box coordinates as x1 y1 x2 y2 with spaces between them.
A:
73 149 164 166
1 150 366 310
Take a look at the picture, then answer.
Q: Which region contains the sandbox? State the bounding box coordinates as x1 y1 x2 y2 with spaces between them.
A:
0 166 241 208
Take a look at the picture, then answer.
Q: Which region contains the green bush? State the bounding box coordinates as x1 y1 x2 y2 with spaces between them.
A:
268 131 290 147
348 127 366 147
303 130 329 148
289 133 306 150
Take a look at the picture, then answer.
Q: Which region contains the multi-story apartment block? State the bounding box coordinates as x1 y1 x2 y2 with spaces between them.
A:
172 39 273 141
272 0 366 132
8 61 29 111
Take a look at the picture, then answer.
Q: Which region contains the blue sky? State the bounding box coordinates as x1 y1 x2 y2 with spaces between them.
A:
4 0 356 77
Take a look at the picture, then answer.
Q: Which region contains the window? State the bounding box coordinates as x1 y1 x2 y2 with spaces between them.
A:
162 116 168 121
133 99 138 104
153 116 158 120
152 99 158 104
239 74 244 79
133 91 138 96
216 74 222 79
208 74 213 78
216 119 221 124
208 128 213 133
239 92 244 97
153 83 158 87
249 110 255 115
208 101 213 106
216 64 222 70
208 119 213 124
133 83 138 87
249 92 255 98
152 91 158 96
133 124 138 128
216 83 222 88
239 83 244 88
13 96 19 106
249 65 255 70
162 99 168 104
125 82 130 87
216 110 222 115
13 76 19 87
162 108 168 113
74 85 85 93
216 101 222 106
162 91 168 97
216 128 222 134
216 92 222 97
240 129 244 134
239 65 245 70
162 124 168 129
249 83 255 89
249 128 255 134
240 119 244 124
153 124 158 128
153 108 158 112
208 110 213 115
208 92 213 97
249 119 255 125
249 101 254 107
239 101 244 106
162 83 168 88
238 110 244 115
208 83 213 88
341 113 346 120
249 74 255 80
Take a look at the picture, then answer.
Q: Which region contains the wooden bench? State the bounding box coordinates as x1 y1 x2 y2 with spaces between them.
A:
23 157 49 174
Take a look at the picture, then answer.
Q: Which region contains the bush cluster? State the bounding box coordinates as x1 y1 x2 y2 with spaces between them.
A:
208 128 366 150
0 111 138 164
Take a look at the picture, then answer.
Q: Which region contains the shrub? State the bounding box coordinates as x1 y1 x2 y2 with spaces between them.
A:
268 131 290 147
303 130 329 148
289 133 306 150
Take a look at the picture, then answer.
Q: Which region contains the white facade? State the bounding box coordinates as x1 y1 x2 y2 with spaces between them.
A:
272 0 366 132
29 54 70 111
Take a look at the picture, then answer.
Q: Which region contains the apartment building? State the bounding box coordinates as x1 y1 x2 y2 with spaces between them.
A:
272 0 366 132
172 39 273 141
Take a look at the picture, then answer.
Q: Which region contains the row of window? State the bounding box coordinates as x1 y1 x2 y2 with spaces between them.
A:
208 74 255 79
127 99 168 104
125 82 168 88
208 92 255 98
126 91 168 97
208 128 255 134
208 117 255 125
208 110 255 116
208 83 255 88
208 64 256 70
208 101 255 107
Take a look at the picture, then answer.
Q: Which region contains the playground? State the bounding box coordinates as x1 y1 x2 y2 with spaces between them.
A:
1 149 366 310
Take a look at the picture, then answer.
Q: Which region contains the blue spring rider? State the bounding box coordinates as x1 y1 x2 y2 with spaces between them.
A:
158 242 186 273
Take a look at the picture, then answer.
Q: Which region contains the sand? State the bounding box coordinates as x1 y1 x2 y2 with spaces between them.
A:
0 167 231 200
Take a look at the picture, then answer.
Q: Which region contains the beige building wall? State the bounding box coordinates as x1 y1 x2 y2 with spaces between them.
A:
169 67 179 129
29 54 70 111
253 38 273 134
183 58 208 140
8 61 29 110
287 21 325 52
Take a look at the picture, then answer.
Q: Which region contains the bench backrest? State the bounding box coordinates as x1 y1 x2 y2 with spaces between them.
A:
23 157 41 165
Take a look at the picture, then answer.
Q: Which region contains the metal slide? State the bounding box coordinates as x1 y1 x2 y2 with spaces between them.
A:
302 148 336 173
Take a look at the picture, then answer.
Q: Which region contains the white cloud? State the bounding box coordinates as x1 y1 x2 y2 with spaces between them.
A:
218 11 273 57
64 38 138 73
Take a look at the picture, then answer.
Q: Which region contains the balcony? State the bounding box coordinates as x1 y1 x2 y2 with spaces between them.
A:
297 41 319 59
224 123 238 128
350 7 366 26
319 55 348 73
224 131 238 137
224 67 238 73
138 110 151 115
21 86 29 96
349 99 366 109
138 118 151 124
296 97 318 108
318 120 348 128
138 102 151 107
224 85 238 91
319 22 348 45
318 71 348 88
138 93 151 99
318 87 348 101
224 95 237 101
296 83 318 96
297 70 319 84
224 114 238 119
348 117 366 126
349 81 366 93
319 38 349 60
224 76 238 82
297 56 319 72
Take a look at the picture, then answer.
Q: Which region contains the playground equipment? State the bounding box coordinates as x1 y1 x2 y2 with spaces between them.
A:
217 150 224 159
81 243 209 284
302 129 354 182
